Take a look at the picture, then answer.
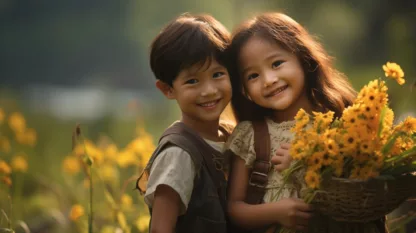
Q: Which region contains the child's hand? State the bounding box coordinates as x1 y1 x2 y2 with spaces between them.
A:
275 198 313 231
271 143 292 171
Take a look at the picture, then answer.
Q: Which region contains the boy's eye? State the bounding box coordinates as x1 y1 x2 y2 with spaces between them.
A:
185 79 198 84
247 73 259 81
213 72 225 79
272 60 284 68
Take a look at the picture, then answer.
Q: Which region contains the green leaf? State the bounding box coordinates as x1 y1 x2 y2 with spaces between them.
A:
381 131 406 154
378 106 387 138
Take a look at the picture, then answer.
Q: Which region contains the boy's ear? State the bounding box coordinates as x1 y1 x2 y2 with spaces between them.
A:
156 80 175 99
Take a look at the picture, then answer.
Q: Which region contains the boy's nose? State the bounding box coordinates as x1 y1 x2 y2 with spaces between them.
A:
201 83 218 97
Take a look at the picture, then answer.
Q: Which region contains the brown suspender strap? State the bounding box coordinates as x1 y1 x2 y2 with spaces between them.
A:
245 120 272 205
161 122 228 211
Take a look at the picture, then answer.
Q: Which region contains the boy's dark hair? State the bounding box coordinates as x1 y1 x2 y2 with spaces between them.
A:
150 13 231 86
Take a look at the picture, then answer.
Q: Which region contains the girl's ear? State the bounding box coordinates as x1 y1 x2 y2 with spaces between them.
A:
156 80 175 99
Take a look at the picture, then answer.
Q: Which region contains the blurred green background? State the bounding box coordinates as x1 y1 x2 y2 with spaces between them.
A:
0 0 415 232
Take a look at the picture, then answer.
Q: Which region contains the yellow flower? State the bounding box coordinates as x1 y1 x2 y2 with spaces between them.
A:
98 164 118 182
331 156 344 177
313 111 334 130
25 128 37 147
117 149 138 168
380 108 394 138
324 139 339 156
371 151 384 169
359 140 373 155
383 62 405 85
342 108 359 128
0 160 12 174
0 108 5 124
121 194 133 206
1 176 12 187
294 108 308 121
136 215 151 232
398 116 416 135
69 204 84 221
290 140 307 160
305 169 320 189
105 144 118 161
321 152 333 166
0 136 11 153
11 154 28 172
8 112 26 133
84 140 104 165
292 109 310 132
121 194 133 211
117 211 128 229
341 130 359 155
62 156 81 175
307 151 323 171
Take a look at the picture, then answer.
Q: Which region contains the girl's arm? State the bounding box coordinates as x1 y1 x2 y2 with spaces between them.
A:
227 156 312 231
150 184 181 233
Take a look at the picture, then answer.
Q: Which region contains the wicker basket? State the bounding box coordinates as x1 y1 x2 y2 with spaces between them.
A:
311 175 416 222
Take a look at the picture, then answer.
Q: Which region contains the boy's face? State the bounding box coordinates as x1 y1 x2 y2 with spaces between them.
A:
160 58 232 124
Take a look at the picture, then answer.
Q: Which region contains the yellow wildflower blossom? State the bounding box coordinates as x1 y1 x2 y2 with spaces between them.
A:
99 164 118 182
8 112 26 133
358 141 372 156
0 136 11 153
341 130 359 155
290 140 307 160
332 156 344 177
11 154 28 172
313 111 334 131
321 152 333 166
307 151 323 171
305 169 320 189
294 108 308 121
25 128 37 147
136 215 151 232
292 109 310 132
121 194 133 211
69 204 84 221
0 160 12 174
117 211 128 229
383 62 405 85
105 144 118 161
62 156 81 175
398 116 416 134
324 139 339 156
117 149 138 168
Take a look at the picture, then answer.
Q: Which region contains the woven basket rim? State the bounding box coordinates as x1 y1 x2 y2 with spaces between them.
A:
328 174 416 184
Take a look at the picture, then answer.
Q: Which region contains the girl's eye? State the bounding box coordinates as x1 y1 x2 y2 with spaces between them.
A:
185 79 198 84
272 60 284 68
213 72 225 78
247 73 259 81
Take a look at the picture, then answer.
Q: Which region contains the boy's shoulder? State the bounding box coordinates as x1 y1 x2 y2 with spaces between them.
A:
155 121 206 163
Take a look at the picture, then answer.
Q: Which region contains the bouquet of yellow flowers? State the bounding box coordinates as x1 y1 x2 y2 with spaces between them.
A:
284 62 416 223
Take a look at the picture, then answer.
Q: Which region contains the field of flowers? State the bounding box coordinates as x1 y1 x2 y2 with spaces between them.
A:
0 106 154 233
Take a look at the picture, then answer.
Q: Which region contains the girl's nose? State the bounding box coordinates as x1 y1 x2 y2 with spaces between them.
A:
263 74 278 88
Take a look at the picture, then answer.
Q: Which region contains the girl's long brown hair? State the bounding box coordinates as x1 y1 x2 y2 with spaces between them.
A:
228 12 356 122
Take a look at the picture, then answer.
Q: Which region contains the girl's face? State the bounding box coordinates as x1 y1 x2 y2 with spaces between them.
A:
238 35 312 121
